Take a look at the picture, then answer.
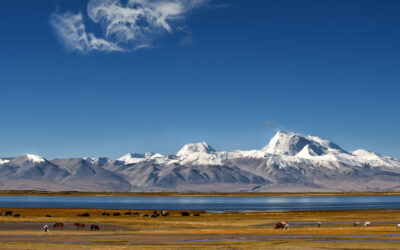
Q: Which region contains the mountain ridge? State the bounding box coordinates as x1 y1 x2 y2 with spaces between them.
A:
1 131 399 192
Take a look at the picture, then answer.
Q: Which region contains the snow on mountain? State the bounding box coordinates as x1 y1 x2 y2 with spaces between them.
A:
117 152 165 165
51 158 131 191
0 159 10 165
116 142 225 166
23 154 46 163
172 132 359 168
178 150 227 165
176 142 216 156
228 150 268 159
118 153 144 164
0 154 70 185
295 144 315 159
156 132 400 169
262 131 346 156
83 157 111 166
352 149 400 168
1 131 400 192
2 154 48 168
175 142 228 165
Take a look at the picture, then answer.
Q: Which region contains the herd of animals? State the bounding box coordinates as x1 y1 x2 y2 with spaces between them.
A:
42 210 198 232
273 221 375 229
273 221 400 229
0 210 199 232
0 211 20 217
46 223 100 231
2 210 400 231
43 220 400 232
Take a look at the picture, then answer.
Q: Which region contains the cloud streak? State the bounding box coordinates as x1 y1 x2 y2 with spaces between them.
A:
263 121 277 127
50 0 209 53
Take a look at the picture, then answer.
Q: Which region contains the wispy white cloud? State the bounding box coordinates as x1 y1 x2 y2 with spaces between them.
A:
50 12 123 52
50 0 210 53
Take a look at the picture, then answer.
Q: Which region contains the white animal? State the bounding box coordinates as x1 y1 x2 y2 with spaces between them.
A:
397 224 400 228
364 221 371 227
43 225 49 232
285 223 290 229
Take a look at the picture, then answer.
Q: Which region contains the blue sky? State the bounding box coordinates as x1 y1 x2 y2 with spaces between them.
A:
0 0 399 159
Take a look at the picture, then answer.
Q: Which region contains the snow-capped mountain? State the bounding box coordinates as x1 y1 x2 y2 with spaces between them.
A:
262 131 346 156
18 154 46 164
116 152 165 165
177 142 216 156
0 154 70 190
175 142 228 165
1 131 400 192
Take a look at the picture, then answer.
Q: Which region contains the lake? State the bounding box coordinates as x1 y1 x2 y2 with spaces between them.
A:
0 195 399 211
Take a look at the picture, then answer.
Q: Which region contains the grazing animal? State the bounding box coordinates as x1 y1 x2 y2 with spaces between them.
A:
397 224 400 228
124 212 131 215
141 213 149 217
90 225 100 231
74 223 85 230
193 213 200 217
161 211 169 216
113 213 120 216
133 212 139 215
364 221 371 227
353 222 360 227
274 222 286 229
5 211 12 216
102 212 110 216
152 210 159 217
13 214 20 217
53 223 64 230
285 223 290 229
181 211 190 216
79 213 90 217
43 225 49 232
150 214 158 218
46 215 52 217
317 222 322 227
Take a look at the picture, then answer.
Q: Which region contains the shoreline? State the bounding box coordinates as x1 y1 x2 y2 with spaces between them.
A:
0 207 398 215
0 190 400 197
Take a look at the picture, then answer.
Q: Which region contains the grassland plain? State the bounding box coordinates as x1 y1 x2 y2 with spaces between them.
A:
0 207 399 249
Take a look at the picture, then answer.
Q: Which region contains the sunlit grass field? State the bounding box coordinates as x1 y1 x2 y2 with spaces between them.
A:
0 207 400 249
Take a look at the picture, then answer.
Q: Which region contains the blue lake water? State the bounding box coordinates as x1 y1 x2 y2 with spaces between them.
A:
0 195 399 211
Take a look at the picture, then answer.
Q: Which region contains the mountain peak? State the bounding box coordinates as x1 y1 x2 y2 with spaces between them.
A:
117 152 164 165
176 142 216 156
23 154 46 163
262 131 346 156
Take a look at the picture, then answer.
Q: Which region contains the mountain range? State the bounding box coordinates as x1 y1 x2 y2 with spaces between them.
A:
1 131 400 192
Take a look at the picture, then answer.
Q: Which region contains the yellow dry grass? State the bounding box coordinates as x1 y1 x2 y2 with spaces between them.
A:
0 207 399 249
